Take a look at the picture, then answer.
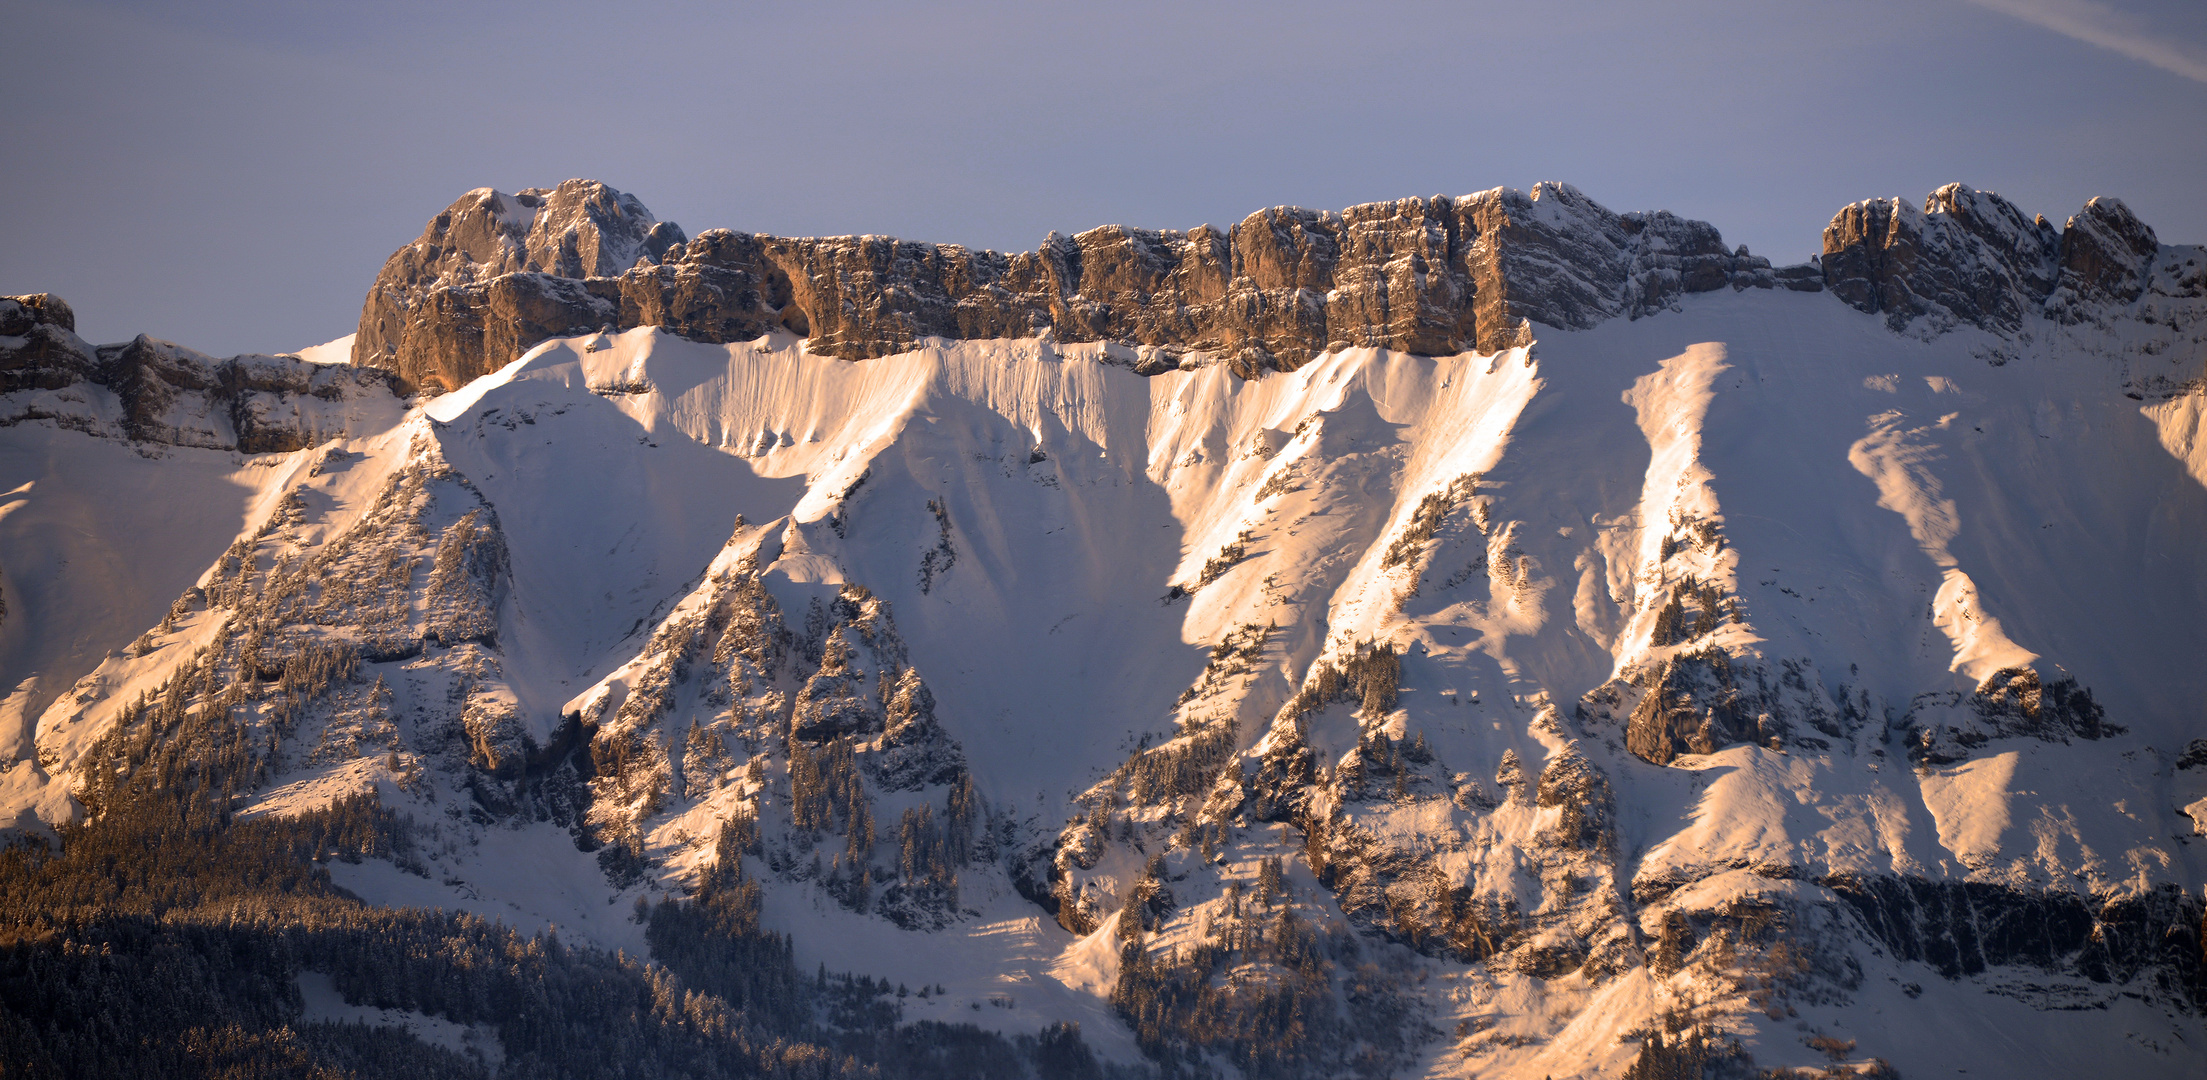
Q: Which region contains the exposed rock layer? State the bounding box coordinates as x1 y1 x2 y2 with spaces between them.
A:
356 179 2193 392
353 181 1793 390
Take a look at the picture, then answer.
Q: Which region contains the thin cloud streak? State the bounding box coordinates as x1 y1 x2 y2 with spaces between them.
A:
1962 0 2207 83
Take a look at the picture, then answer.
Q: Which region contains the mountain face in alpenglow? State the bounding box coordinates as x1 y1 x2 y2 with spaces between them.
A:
3 179 2205 1080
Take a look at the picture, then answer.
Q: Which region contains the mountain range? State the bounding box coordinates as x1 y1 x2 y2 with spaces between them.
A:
2 177 2203 1079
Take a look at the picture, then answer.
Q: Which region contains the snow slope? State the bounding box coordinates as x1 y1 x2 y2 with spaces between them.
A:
0 389 406 828
5 264 2204 1075
291 334 357 366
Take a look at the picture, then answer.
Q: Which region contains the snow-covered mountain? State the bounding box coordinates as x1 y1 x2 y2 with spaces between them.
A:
3 178 2203 1078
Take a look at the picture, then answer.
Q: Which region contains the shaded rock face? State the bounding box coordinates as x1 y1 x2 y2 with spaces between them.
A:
1820 184 2062 335
1828 876 2205 1009
0 293 74 336
1 294 401 452
1820 183 2176 335
1461 183 1791 346
2047 196 2162 315
354 180 1785 391
0 294 99 392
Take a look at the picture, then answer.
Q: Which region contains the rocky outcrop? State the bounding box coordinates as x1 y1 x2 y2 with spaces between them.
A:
352 181 688 394
355 180 1784 390
2045 196 2162 318
1599 648 1882 767
1820 183 2179 335
1 293 402 452
1820 184 2062 335
0 293 99 392
1623 649 1770 766
1903 666 2116 766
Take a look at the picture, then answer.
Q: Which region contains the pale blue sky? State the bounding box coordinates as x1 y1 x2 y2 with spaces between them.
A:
5 0 2203 354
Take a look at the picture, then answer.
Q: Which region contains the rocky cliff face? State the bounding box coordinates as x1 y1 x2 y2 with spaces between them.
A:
1820 184 2062 335
0 293 97 391
357 177 2202 395
353 180 1792 390
351 181 689 394
1819 183 2202 337
2047 195 2174 316
2 293 401 452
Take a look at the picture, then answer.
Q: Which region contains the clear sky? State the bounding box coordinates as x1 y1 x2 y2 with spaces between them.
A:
5 0 2203 355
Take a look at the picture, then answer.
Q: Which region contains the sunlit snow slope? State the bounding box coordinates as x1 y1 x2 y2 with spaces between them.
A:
6 268 2206 1076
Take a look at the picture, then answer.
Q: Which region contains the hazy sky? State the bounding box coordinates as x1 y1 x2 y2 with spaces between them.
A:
5 0 2204 355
